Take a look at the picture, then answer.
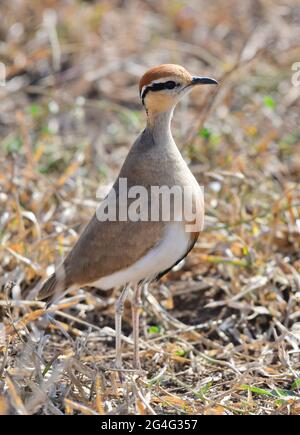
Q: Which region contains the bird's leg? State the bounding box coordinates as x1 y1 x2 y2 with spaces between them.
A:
115 284 130 372
132 282 144 371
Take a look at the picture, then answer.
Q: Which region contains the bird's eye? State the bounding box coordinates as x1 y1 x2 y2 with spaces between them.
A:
164 81 177 89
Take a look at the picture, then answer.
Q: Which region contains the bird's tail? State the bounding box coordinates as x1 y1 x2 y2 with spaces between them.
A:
38 273 64 305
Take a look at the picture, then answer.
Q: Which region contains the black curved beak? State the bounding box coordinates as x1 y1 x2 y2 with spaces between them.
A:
192 76 218 85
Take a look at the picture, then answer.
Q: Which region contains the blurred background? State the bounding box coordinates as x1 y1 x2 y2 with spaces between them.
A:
0 0 300 415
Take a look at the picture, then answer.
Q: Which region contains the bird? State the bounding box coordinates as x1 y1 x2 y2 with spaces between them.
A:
38 64 218 373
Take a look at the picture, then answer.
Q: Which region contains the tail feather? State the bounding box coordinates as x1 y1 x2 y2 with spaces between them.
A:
38 273 61 304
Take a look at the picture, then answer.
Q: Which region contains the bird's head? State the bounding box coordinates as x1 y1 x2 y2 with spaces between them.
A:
139 64 218 116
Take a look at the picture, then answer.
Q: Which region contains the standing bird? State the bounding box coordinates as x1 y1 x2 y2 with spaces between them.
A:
38 64 217 372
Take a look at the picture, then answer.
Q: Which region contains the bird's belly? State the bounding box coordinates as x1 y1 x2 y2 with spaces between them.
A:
90 222 190 290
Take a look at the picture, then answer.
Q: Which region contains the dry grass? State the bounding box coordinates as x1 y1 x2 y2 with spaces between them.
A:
0 0 300 415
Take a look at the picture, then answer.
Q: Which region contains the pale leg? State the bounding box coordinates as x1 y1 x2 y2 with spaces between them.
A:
115 284 130 371
132 283 144 370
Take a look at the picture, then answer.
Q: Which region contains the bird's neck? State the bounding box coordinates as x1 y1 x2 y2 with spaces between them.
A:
146 109 174 145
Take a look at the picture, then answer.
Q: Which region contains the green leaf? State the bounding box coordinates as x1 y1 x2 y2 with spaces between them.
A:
28 104 41 117
291 379 300 391
175 348 187 357
197 381 213 400
241 384 274 397
199 127 211 139
241 384 298 399
263 96 276 109
148 325 160 334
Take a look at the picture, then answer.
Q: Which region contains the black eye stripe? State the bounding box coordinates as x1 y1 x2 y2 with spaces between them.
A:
141 81 180 103
164 81 177 89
